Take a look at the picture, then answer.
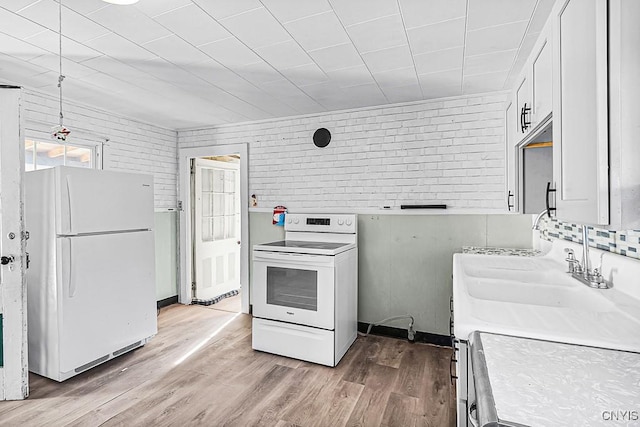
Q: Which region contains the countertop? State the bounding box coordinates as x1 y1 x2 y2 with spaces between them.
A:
474 332 640 427
462 246 542 257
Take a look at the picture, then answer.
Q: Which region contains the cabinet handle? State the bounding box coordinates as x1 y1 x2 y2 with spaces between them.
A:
520 103 531 133
449 316 454 337
545 182 556 218
507 191 514 211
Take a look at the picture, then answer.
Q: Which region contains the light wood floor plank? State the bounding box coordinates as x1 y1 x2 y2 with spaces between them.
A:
0 305 455 426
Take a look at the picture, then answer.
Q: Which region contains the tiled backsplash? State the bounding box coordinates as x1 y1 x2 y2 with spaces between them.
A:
538 216 640 260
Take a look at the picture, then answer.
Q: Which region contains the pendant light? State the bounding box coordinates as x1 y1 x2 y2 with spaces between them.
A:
51 0 70 142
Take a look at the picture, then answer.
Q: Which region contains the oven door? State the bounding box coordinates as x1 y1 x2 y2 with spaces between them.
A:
253 250 335 330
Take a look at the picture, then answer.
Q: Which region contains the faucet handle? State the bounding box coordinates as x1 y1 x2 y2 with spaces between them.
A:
564 248 576 260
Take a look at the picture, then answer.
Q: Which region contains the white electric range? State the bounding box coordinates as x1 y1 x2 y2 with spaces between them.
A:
252 213 358 367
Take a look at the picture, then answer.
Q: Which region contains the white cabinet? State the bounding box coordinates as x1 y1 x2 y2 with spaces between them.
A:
504 101 518 212
531 28 553 125
515 75 532 138
552 0 609 225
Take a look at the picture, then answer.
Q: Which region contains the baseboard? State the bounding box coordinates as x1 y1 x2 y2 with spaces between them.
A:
157 295 178 309
357 322 452 347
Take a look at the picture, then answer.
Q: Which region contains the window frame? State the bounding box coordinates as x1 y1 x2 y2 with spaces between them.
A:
25 138 103 171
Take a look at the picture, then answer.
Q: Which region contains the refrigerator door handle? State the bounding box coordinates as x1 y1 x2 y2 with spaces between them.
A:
66 177 73 234
62 238 76 297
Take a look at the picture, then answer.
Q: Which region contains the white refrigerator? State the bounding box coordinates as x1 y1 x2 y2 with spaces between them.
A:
25 166 157 381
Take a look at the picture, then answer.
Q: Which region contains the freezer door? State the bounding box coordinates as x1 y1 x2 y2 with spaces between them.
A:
56 166 154 235
57 231 156 374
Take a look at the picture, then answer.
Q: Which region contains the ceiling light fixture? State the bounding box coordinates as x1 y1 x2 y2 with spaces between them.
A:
101 0 140 5
51 0 70 143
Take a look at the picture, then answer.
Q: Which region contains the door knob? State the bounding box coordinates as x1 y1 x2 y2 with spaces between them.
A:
1 255 15 265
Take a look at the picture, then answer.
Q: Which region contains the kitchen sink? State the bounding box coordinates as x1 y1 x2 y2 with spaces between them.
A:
466 278 615 311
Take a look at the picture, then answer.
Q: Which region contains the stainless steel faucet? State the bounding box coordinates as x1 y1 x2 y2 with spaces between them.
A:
532 209 548 230
563 226 611 289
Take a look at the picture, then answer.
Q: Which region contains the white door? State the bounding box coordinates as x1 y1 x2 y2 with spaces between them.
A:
0 87 28 400
193 158 241 302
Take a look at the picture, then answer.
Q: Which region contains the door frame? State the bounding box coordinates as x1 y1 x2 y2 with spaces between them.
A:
0 86 28 400
178 144 249 313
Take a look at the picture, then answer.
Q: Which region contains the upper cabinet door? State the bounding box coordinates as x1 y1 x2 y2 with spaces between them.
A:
531 28 553 126
552 0 609 225
505 100 518 212
516 74 532 137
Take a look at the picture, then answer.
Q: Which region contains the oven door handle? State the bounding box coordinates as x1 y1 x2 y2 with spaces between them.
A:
253 251 334 265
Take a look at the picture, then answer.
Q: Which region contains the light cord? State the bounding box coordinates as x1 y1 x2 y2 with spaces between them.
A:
57 0 65 126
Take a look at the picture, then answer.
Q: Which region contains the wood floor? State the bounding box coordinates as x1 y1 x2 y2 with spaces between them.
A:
0 304 456 427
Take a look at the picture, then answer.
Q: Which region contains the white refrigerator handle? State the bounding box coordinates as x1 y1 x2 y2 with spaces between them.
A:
62 238 76 298
66 176 73 234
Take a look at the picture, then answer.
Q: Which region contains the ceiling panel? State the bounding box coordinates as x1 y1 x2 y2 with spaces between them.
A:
467 0 537 31
407 17 466 55
399 0 467 29
362 45 413 74
261 0 332 24
0 0 555 129
134 0 193 18
414 47 464 75
308 43 364 73
152 4 230 47
256 40 313 70
465 21 529 56
0 7 50 40
464 49 518 76
219 7 290 49
346 13 406 54
329 0 399 27
283 12 350 52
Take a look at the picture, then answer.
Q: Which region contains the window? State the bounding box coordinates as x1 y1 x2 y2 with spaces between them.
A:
25 139 99 171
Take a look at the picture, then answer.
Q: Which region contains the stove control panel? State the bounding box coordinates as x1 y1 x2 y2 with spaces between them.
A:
285 213 357 234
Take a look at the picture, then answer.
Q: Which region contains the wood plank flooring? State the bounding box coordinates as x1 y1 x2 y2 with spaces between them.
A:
0 304 455 426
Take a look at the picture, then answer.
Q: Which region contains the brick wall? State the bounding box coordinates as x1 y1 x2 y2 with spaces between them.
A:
22 89 178 209
179 92 508 210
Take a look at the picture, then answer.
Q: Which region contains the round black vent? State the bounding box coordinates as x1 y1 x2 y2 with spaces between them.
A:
313 128 331 148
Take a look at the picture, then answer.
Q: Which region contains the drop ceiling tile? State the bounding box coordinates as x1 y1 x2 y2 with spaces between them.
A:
341 82 387 105
28 71 60 89
260 78 307 98
29 55 99 79
219 7 290 49
346 14 406 53
284 12 350 52
399 0 467 29
143 35 210 66
235 61 283 85
463 70 509 93
325 64 375 88
192 0 263 21
153 4 231 47
373 67 418 89
382 83 424 103
84 33 157 62
422 84 462 99
3 0 42 12
0 33 48 61
78 72 132 94
414 47 463 75
308 43 363 73
16 0 60 29
61 0 109 16
465 21 529 56
281 63 328 87
0 8 47 39
60 8 110 43
134 0 192 18
256 40 312 70
261 0 332 23
467 0 537 31
198 37 261 68
0 53 50 78
361 44 413 73
464 49 517 76
330 0 399 27
299 80 343 99
81 55 154 82
183 59 251 90
87 5 172 45
418 68 462 91
24 30 103 62
407 17 465 55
